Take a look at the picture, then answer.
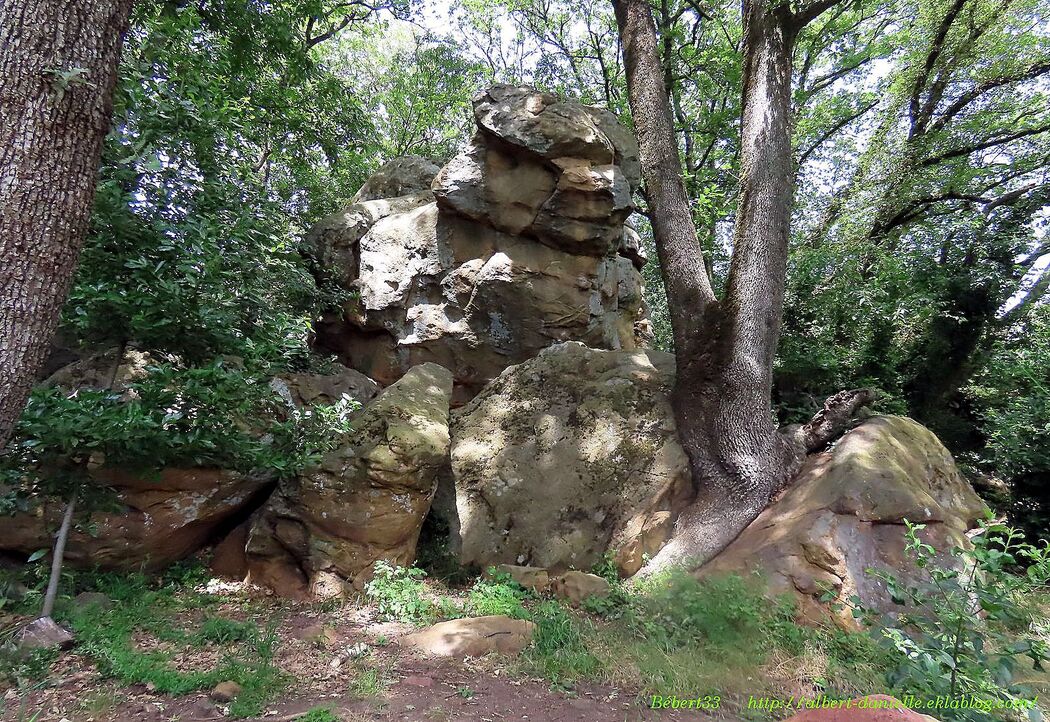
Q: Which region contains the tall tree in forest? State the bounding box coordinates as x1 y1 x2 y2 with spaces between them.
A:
613 0 872 572
0 0 135 448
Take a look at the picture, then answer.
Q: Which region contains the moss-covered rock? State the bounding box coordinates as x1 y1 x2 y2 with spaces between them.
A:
444 341 693 576
701 415 987 624
246 363 453 598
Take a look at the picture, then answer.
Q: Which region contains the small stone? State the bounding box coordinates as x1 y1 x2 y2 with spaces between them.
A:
550 571 610 606
209 680 243 703
18 616 74 651
345 641 370 658
403 615 535 658
486 564 550 594
300 624 338 647
74 591 112 611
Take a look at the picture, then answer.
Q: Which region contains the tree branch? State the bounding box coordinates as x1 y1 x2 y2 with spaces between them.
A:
919 123 1050 167
791 388 876 453
792 0 847 30
797 99 877 165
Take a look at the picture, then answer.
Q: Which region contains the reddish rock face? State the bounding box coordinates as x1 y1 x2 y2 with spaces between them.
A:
700 416 987 624
1 468 269 572
209 521 250 580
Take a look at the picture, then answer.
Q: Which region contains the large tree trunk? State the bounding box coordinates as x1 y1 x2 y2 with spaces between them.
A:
0 0 134 448
615 0 850 573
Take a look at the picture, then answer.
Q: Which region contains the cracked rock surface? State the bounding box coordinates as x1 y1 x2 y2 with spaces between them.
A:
245 363 454 599
308 85 650 405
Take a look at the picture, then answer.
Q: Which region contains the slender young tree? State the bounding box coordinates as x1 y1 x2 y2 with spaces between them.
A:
0 0 135 448
613 0 871 572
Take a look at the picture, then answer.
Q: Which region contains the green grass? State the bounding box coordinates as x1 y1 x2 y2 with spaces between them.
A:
295 707 342 722
49 567 287 718
350 664 388 698
509 570 894 710
195 615 258 645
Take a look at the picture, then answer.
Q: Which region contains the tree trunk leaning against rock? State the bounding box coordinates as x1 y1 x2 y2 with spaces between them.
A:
0 0 134 448
613 0 870 574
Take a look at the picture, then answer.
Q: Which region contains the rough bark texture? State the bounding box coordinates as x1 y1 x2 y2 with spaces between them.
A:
614 0 848 573
611 0 718 357
0 0 134 448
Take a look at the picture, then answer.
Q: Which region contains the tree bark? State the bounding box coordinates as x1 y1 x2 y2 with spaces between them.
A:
0 0 134 448
614 0 850 574
40 493 76 619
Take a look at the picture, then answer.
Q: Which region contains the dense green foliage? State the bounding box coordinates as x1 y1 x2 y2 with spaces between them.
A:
865 520 1050 718
2 0 1048 718
430 0 1050 533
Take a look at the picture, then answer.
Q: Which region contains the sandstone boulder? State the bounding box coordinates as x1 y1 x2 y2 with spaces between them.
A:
246 363 453 598
445 342 693 576
486 564 551 594
308 85 648 405
306 191 433 288
351 155 440 203
402 615 535 658
551 571 611 606
271 362 380 409
42 346 154 394
0 468 270 572
701 416 987 623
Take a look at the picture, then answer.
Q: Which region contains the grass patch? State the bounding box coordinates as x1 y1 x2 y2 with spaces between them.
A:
51 568 287 718
350 663 388 698
511 570 894 713
195 615 258 645
295 707 342 722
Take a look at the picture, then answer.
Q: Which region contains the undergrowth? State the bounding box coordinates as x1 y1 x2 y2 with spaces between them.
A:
0 563 288 719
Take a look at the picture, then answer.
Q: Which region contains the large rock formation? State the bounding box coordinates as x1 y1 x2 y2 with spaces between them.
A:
245 363 454 598
0 350 380 575
445 342 694 577
441 343 988 614
309 85 649 404
0 467 270 572
701 415 988 623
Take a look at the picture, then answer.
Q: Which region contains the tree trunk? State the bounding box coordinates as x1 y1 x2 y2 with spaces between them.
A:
0 0 134 448
40 493 76 619
615 0 850 574
611 0 719 356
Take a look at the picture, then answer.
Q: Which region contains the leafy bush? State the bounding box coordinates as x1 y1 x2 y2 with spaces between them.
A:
466 571 530 618
364 562 436 626
4 359 357 481
866 518 1050 719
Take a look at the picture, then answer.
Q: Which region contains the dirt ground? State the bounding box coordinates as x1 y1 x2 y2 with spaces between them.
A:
0 581 716 722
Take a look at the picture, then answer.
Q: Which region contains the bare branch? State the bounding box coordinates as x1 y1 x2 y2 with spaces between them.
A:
789 388 877 454
797 99 877 165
